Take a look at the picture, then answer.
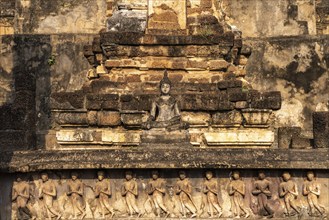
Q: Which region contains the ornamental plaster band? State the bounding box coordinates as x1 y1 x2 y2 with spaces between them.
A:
204 129 275 147
56 130 95 144
102 131 141 145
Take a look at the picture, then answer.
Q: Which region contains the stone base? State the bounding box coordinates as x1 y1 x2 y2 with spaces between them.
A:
54 128 278 148
141 129 190 145
204 129 274 147
55 130 142 147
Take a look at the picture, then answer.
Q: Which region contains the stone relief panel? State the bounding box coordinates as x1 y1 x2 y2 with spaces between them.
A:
10 169 328 219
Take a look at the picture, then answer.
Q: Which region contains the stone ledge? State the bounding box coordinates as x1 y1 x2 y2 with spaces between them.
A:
204 130 274 146
0 148 328 172
100 32 235 46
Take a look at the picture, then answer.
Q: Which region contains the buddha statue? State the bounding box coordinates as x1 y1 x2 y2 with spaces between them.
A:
144 70 189 131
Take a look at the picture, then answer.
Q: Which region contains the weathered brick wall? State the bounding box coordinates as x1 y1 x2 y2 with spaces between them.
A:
0 0 328 150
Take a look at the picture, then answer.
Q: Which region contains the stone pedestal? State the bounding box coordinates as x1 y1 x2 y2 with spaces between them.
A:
141 129 191 147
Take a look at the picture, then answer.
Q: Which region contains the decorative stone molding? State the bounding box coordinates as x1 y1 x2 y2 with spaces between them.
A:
204 129 274 147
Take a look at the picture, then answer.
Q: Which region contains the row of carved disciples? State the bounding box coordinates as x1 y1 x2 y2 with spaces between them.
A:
12 170 326 219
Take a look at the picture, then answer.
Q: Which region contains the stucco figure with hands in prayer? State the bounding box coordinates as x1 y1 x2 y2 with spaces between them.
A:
203 171 223 218
175 170 197 218
228 170 250 218
67 172 86 219
279 171 301 217
303 171 326 217
12 176 36 220
39 172 62 220
121 170 141 217
252 170 274 218
94 170 115 218
146 170 170 217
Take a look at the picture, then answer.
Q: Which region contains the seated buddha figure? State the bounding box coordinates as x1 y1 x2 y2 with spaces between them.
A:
144 70 188 131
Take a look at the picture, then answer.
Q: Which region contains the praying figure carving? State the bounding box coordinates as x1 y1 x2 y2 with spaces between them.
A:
146 170 170 217
175 170 198 218
251 170 274 218
228 170 250 218
10 170 329 219
121 171 142 217
93 170 115 218
12 176 35 220
202 171 223 218
66 172 86 219
279 171 301 217
303 171 326 217
144 70 189 131
39 172 62 220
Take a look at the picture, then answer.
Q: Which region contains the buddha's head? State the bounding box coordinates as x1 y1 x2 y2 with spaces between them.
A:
179 170 186 180
16 177 22 182
306 171 314 181
282 171 291 181
232 170 240 180
160 70 172 95
151 170 159 180
258 170 266 180
41 172 49 182
97 171 105 181
71 172 78 181
125 170 133 181
205 171 213 180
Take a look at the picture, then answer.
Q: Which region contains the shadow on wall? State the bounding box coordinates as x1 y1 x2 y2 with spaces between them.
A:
0 35 52 152
0 35 52 218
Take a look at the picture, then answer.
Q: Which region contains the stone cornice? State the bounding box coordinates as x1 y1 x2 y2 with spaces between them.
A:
1 148 328 172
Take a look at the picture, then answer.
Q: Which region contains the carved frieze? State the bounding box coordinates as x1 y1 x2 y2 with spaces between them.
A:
10 170 328 219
